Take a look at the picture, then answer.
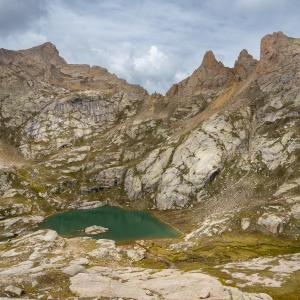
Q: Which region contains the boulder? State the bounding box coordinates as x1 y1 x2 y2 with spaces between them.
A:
291 204 300 220
5 285 23 296
62 264 86 276
199 288 210 299
39 230 58 242
88 239 121 260
241 218 251 231
84 225 109 235
125 246 146 262
257 214 285 234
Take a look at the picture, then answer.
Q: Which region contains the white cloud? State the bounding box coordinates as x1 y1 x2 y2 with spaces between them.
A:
134 46 169 73
105 45 179 93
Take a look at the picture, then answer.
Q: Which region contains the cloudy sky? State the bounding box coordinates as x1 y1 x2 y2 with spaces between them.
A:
0 0 299 93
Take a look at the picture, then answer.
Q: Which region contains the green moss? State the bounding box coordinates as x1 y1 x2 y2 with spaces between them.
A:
136 258 167 269
29 181 47 194
35 270 73 299
141 232 300 300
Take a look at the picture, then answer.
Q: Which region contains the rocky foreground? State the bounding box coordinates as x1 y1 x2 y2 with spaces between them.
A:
0 229 272 299
0 31 299 299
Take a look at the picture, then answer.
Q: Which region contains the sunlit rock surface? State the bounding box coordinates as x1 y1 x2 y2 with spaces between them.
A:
0 31 300 298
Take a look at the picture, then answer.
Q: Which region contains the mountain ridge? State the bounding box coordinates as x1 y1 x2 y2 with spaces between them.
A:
0 30 299 299
0 29 298 215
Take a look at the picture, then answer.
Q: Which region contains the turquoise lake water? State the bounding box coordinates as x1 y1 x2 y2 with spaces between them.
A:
39 205 178 241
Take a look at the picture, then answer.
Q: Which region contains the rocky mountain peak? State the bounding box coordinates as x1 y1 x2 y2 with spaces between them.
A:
200 50 221 69
197 50 231 80
260 31 290 61
19 41 67 65
236 49 255 63
166 50 232 98
33 41 58 52
234 49 258 80
257 31 296 73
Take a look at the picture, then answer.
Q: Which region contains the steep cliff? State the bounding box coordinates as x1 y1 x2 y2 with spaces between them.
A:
1 31 300 300
0 32 299 238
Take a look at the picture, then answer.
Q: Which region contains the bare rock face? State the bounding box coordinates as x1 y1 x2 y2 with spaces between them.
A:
69 266 272 300
1 31 300 299
0 31 299 227
19 42 67 66
257 31 298 74
166 50 234 99
260 31 290 62
199 50 232 80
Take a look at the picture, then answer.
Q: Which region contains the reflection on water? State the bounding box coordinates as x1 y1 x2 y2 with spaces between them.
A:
39 205 178 241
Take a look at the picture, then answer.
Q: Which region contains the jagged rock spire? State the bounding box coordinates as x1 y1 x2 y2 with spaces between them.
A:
234 49 258 80
201 50 220 69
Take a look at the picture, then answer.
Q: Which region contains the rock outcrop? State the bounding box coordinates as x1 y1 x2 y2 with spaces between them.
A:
234 49 258 80
84 225 109 235
70 266 272 300
0 229 272 299
0 31 299 298
0 31 299 218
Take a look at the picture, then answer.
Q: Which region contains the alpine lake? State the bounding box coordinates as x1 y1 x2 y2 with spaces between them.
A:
39 205 179 242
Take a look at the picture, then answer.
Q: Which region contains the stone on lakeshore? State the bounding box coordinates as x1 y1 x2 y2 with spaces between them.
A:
84 225 109 235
